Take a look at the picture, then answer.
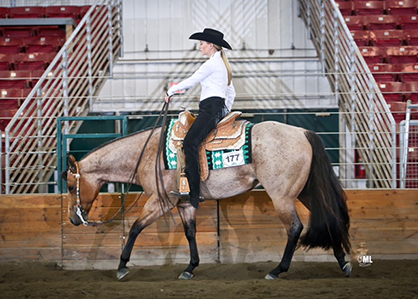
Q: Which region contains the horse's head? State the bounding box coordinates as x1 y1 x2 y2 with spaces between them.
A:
62 155 100 226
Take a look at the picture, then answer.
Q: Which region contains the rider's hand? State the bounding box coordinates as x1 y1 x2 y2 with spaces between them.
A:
165 93 172 103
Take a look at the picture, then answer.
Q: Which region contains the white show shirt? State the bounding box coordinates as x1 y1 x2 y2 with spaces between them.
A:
167 51 235 111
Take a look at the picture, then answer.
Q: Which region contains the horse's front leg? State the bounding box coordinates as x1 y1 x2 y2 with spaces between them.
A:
333 242 352 277
117 195 172 280
177 203 199 280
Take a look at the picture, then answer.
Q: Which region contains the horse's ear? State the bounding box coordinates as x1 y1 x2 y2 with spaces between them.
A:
67 155 77 173
61 171 67 181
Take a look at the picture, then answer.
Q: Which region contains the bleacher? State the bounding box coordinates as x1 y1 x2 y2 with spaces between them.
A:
0 1 122 194
337 0 418 119
0 5 90 132
337 0 418 187
0 5 92 194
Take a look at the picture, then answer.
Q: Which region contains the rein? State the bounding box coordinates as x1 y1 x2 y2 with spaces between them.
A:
72 102 173 227
154 101 177 228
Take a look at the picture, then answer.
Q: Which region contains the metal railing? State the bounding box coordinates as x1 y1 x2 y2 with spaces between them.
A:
298 0 397 188
57 115 128 193
0 130 2 194
3 0 123 194
400 101 418 188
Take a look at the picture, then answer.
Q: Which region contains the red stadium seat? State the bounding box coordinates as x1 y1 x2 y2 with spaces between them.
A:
0 37 25 54
374 73 399 82
370 29 407 46
386 0 418 15
379 82 405 93
366 15 399 30
80 6 92 16
353 1 385 15
385 93 405 103
13 53 55 71
379 81 405 101
380 81 418 103
385 46 418 63
1 27 35 38
0 70 31 89
336 1 354 15
397 62 418 83
404 29 418 45
406 92 418 101
404 81 418 91
0 54 11 71
387 101 407 112
388 101 407 122
0 89 30 110
369 63 400 82
0 7 9 18
0 108 18 130
45 6 81 19
344 16 366 30
398 62 418 72
0 88 28 99
400 73 418 82
29 69 46 87
351 30 373 46
24 36 64 53
0 62 10 70
36 26 66 38
398 15 418 29
369 63 401 73
13 62 46 72
80 5 106 23
359 46 386 63
403 82 418 101
0 98 19 110
8 6 45 18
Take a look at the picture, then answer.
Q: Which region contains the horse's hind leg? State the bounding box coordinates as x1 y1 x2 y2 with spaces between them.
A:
177 203 199 280
265 202 303 280
117 195 172 280
298 192 352 277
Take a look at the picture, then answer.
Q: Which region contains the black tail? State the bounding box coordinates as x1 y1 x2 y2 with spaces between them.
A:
298 130 351 254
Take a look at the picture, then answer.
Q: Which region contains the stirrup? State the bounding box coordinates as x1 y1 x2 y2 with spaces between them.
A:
170 191 205 206
170 190 190 202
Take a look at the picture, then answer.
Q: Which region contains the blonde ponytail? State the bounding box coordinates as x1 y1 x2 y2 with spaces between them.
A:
214 45 232 85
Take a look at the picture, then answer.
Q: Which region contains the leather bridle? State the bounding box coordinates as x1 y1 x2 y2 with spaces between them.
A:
67 101 174 227
68 160 90 226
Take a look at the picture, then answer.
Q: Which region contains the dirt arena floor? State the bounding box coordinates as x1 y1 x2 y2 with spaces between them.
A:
0 260 417 299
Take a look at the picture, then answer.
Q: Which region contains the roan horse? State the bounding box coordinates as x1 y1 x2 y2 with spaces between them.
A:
63 120 352 280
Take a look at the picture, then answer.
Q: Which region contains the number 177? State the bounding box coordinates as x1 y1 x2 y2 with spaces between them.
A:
226 154 240 163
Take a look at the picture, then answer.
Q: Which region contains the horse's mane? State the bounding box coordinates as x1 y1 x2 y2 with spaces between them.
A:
81 126 161 160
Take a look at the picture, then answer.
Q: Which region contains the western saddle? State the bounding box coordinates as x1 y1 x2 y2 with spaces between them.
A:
169 110 249 196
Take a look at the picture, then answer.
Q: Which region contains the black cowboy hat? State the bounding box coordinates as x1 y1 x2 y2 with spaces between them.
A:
189 28 232 50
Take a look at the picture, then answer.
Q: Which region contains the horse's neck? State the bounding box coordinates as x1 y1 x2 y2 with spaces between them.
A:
80 130 157 185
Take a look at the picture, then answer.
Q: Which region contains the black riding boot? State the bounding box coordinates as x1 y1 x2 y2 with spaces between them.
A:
182 97 226 209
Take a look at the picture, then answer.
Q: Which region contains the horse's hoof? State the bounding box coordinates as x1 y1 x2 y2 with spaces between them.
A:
117 267 130 280
264 273 279 280
178 271 194 280
342 262 352 277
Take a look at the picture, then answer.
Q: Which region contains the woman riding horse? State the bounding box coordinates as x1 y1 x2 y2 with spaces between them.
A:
165 28 236 209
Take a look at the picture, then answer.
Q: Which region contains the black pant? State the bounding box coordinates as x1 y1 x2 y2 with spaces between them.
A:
183 97 227 209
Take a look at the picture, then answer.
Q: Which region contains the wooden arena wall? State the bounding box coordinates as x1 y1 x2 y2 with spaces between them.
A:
0 190 417 269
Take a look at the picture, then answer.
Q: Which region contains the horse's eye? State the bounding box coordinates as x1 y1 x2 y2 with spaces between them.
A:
68 186 75 192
